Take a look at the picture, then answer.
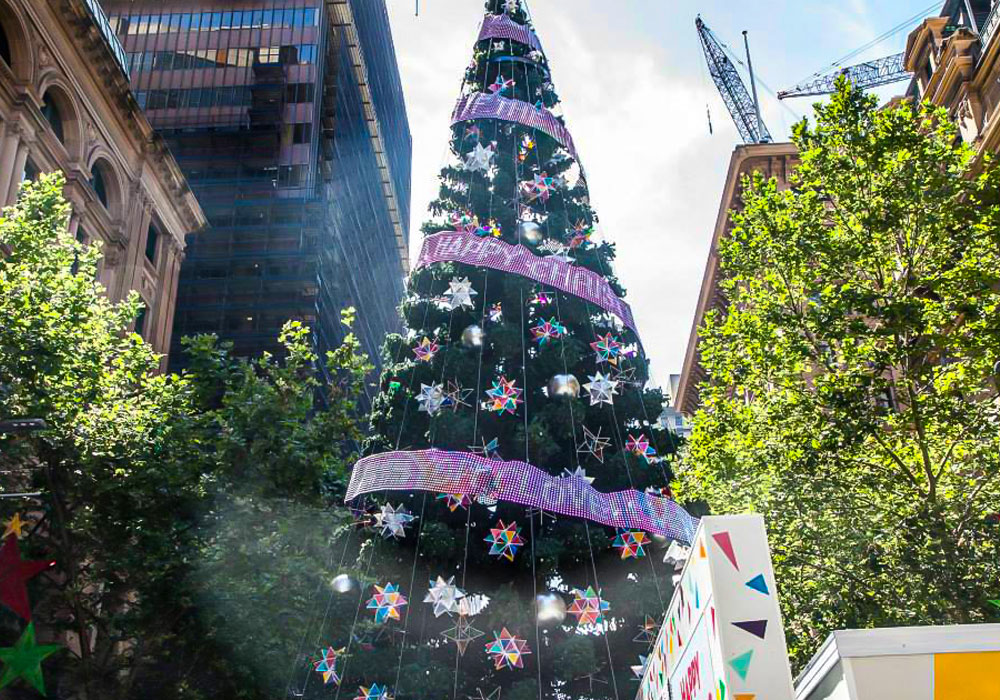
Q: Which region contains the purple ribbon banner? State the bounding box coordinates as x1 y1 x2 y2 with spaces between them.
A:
451 92 580 165
346 449 699 543
478 13 544 52
416 230 639 335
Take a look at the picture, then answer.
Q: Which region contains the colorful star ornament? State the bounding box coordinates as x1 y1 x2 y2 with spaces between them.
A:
424 575 466 617
590 332 624 365
578 425 612 463
355 683 392 700
488 75 515 94
2 514 29 540
367 583 408 623
484 628 531 670
451 211 479 234
613 529 651 560
633 615 660 644
625 433 659 464
444 380 474 411
444 616 486 657
475 218 502 238
312 646 345 686
485 521 525 561
374 503 416 539
463 142 496 172
0 535 54 621
529 290 552 306
437 493 474 512
444 277 479 311
522 172 555 202
569 220 593 249
487 302 503 323
531 317 567 346
485 376 523 415
413 337 439 363
416 382 450 416
583 372 619 406
566 586 611 627
463 125 481 142
470 436 501 459
0 622 61 694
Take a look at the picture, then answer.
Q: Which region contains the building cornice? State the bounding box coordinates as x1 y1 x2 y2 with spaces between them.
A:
326 0 410 275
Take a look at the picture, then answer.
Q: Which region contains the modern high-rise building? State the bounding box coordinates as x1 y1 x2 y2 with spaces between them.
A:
102 0 411 385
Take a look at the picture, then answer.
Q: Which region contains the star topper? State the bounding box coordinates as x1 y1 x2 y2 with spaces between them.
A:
488 75 515 94
583 373 619 406
485 521 524 561
463 142 496 172
413 337 438 363
484 376 523 415
444 616 485 656
424 576 466 617
531 317 567 346
484 628 531 670
590 333 624 365
444 277 478 311
375 503 416 539
625 433 659 464
312 646 345 686
613 529 651 560
567 586 611 628
367 583 408 623
578 425 612 463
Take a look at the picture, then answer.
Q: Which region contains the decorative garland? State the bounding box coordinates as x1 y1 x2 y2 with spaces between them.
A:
478 13 543 51
451 92 580 165
415 230 639 336
345 449 698 542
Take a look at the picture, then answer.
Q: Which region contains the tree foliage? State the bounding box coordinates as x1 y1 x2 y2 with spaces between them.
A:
0 173 372 698
676 81 1000 668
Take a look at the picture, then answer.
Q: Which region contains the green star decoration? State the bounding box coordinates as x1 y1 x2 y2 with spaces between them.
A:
0 623 61 694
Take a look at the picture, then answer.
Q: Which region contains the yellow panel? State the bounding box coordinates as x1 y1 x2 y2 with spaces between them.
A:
934 651 1000 700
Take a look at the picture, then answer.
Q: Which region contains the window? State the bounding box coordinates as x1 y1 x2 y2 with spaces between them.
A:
258 46 280 64
292 123 312 144
41 93 64 143
22 158 38 185
145 223 159 264
134 303 148 338
0 21 11 67
286 83 315 103
91 165 109 208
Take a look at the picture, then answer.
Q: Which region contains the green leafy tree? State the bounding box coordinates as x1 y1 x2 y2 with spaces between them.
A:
0 174 372 699
676 80 1000 668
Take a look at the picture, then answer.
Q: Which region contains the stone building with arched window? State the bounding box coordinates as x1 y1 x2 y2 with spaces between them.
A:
0 0 206 366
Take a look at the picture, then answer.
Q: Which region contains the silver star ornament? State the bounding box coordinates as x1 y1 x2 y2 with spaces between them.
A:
463 142 495 173
424 576 466 617
444 277 478 311
375 503 416 539
583 372 619 406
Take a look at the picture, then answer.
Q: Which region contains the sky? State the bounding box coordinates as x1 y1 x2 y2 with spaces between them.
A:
384 0 938 389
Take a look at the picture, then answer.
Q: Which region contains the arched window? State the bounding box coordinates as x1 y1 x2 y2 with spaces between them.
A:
91 163 108 208
0 21 11 67
41 92 64 143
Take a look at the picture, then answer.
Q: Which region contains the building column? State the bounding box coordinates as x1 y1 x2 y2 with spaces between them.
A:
6 140 31 204
156 238 184 370
0 123 22 206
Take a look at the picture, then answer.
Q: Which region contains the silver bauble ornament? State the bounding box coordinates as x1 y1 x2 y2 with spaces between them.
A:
535 592 566 625
548 374 581 398
331 573 357 593
517 220 544 245
461 324 484 348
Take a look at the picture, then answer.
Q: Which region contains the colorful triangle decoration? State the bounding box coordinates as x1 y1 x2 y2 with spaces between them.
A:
728 649 753 681
732 619 768 640
712 531 739 570
745 574 769 595
718 678 727 699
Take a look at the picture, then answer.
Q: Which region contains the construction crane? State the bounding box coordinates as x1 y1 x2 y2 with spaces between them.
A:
695 16 772 145
777 52 910 99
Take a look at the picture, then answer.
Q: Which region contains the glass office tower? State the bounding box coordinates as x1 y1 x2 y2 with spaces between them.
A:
104 1 411 391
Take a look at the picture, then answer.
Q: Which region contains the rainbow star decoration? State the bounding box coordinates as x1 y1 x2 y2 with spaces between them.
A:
522 172 555 202
355 684 392 700
531 318 567 346
488 75 515 94
487 303 503 323
529 291 552 306
590 332 624 365
484 628 531 670
569 220 593 249
437 493 473 512
450 211 479 234
567 586 611 627
613 529 651 560
312 646 344 686
485 521 525 561
625 433 658 464
485 376 523 415
413 337 439 363
475 218 502 238
366 583 408 624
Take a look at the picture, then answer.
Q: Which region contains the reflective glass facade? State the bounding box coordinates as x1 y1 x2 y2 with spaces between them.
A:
103 0 410 391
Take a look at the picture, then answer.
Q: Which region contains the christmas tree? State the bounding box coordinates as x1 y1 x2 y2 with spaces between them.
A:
295 3 697 698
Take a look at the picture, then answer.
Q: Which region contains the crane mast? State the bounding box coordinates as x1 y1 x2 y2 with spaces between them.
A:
696 16 773 145
777 52 910 99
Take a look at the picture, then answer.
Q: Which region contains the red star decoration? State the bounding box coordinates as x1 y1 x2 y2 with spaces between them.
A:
0 536 54 621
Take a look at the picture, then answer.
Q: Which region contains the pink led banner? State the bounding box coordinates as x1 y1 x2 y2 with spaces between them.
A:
478 14 544 52
451 92 580 164
415 230 639 335
346 449 698 543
